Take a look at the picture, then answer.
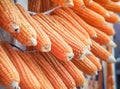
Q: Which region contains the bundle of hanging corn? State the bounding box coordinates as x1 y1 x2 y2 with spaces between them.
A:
0 0 119 88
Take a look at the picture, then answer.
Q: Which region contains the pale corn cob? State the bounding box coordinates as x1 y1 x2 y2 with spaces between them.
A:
0 42 20 89
1 42 41 89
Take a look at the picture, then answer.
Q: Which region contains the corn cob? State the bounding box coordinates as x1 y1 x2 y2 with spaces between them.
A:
1 42 41 89
33 15 73 61
62 7 97 38
105 11 120 23
100 1 120 13
73 0 85 8
93 0 110 4
84 1 110 17
72 7 105 27
28 0 41 13
0 42 20 89
53 8 90 40
41 52 76 89
4 2 37 46
0 0 21 33
111 0 120 2
98 69 103 89
91 40 116 63
16 4 51 52
107 63 113 75
107 76 114 85
33 52 68 89
58 58 86 87
17 52 54 89
51 15 90 48
72 57 98 76
51 0 74 7
86 54 102 70
39 14 91 59
93 27 116 47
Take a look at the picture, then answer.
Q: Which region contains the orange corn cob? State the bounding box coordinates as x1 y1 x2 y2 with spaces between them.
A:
52 15 90 48
33 15 73 61
107 63 113 75
84 1 109 17
62 7 97 38
33 52 67 89
1 42 41 89
0 0 21 33
5 2 37 46
84 0 93 5
98 70 103 89
93 27 116 47
94 0 110 4
105 11 120 23
72 57 98 76
72 7 105 27
86 54 102 70
16 4 51 52
100 1 120 13
58 59 86 87
111 0 120 2
107 76 114 85
17 52 54 89
91 40 116 63
41 52 76 89
53 8 90 40
73 0 85 8
28 0 41 13
0 43 20 89
39 14 91 59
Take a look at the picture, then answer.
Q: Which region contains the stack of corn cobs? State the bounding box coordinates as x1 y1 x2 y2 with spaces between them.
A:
0 0 119 89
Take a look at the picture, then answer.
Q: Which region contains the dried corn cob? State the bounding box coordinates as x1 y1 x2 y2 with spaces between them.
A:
28 0 41 13
100 1 120 13
72 7 105 27
105 11 120 23
41 52 76 89
58 58 86 87
1 42 40 89
73 0 85 8
53 8 90 40
33 52 68 89
33 15 73 61
86 54 102 70
17 52 54 89
52 15 90 48
62 7 97 38
107 63 113 75
72 57 98 76
16 4 51 52
93 27 116 47
111 0 120 2
0 42 20 89
0 0 21 33
84 1 110 17
91 40 116 63
39 14 91 59
107 76 114 85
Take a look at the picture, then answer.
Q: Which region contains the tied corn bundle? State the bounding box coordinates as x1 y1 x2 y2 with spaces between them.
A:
17 52 54 89
91 40 116 63
0 0 21 33
1 42 41 89
33 52 68 89
62 7 97 38
38 14 91 59
0 42 20 89
16 4 51 52
33 15 74 61
41 53 76 89
72 57 98 76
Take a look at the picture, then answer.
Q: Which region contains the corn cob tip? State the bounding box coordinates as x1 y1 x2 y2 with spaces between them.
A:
65 1 74 7
88 0 93 4
108 55 116 63
11 81 20 89
80 50 92 59
31 37 37 46
88 39 92 46
107 40 117 48
117 18 120 23
41 45 51 52
94 71 98 75
73 87 77 89
93 34 97 38
10 24 20 33
105 13 110 17
87 45 91 50
80 80 88 89
67 52 74 60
